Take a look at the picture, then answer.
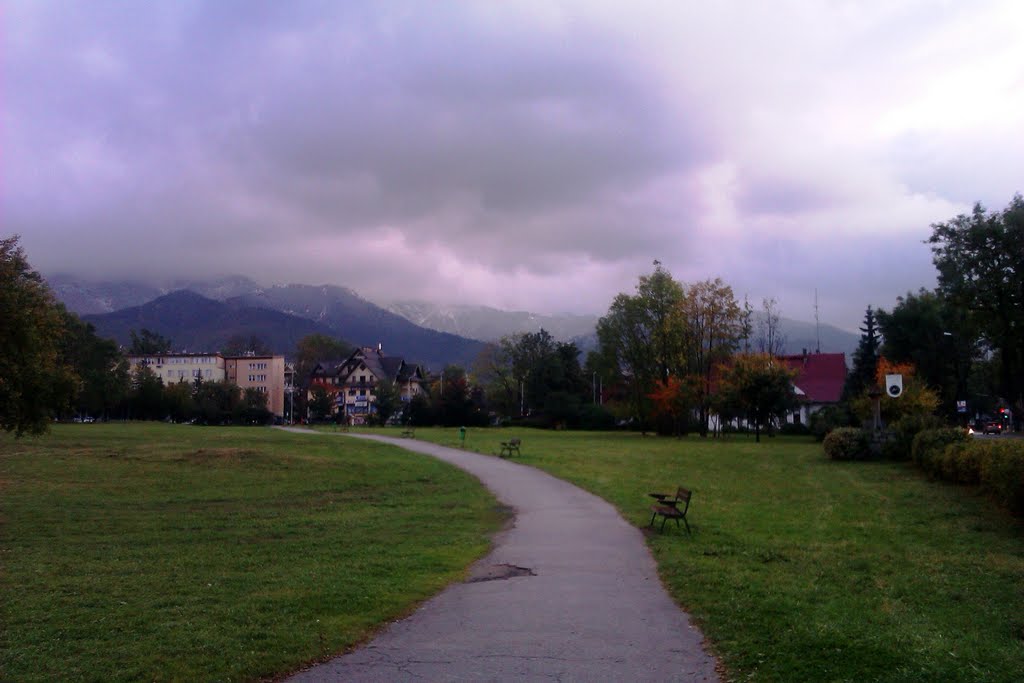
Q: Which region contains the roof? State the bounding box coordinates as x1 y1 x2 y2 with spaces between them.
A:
779 353 847 404
336 347 426 384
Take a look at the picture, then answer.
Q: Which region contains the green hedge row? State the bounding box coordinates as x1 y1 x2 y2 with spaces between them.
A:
912 429 1024 516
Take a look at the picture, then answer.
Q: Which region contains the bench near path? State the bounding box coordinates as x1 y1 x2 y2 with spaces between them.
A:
277 428 720 682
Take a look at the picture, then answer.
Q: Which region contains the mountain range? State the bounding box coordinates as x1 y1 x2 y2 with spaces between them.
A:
52 274 860 368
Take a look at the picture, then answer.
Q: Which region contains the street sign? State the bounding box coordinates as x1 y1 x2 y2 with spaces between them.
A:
956 400 967 413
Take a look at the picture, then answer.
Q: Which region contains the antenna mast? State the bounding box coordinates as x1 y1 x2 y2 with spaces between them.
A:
814 288 821 353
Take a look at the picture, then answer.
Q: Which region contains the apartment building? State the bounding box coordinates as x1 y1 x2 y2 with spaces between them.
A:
127 352 286 417
225 355 286 417
127 354 227 384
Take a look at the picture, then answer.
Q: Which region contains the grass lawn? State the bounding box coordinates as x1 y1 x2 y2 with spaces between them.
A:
0 423 502 682
402 426 1024 682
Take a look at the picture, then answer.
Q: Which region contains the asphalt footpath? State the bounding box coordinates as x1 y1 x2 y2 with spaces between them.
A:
278 428 720 682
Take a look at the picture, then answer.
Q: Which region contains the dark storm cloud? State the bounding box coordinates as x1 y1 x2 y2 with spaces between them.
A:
6 1 712 281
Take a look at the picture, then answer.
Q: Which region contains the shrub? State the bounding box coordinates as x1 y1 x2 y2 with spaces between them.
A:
978 441 1024 516
910 428 967 473
578 404 616 430
823 427 870 461
809 404 854 442
779 422 810 436
884 414 945 460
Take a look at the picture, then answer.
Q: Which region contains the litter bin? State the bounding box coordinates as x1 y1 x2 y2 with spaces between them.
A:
458 426 466 447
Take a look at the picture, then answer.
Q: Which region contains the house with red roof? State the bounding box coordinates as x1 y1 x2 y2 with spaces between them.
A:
779 352 847 425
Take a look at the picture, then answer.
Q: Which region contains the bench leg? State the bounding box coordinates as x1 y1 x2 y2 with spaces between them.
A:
649 511 658 528
660 515 668 532
682 515 691 535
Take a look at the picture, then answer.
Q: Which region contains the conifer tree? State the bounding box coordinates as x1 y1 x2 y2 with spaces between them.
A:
843 305 881 400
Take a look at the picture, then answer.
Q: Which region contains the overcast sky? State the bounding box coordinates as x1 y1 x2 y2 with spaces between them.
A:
5 1 1023 331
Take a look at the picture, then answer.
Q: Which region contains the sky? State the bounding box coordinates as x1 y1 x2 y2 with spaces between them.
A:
4 1 1023 331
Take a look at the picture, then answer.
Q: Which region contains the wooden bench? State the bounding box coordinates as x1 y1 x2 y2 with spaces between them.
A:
648 487 692 534
499 438 521 458
400 427 415 438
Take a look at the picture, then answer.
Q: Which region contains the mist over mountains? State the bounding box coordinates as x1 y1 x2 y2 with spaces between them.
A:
51 274 859 367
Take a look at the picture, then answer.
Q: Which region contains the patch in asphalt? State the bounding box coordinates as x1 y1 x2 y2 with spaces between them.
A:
466 563 536 583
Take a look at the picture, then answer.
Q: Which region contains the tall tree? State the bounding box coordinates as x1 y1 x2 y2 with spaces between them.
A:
682 278 743 436
294 334 352 381
0 236 75 435
756 297 786 357
843 305 881 400
129 328 172 355
877 289 977 417
929 195 1024 413
128 364 166 420
595 263 687 430
57 309 129 419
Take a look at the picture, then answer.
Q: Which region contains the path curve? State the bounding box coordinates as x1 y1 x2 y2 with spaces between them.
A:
280 428 719 682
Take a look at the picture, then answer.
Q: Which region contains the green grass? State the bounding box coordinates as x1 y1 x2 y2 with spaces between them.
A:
0 423 502 682
404 426 1024 682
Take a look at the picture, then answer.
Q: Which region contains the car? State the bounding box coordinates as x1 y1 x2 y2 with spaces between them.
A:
982 421 1003 435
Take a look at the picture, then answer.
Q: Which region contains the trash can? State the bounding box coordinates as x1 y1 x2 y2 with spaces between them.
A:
458 426 466 447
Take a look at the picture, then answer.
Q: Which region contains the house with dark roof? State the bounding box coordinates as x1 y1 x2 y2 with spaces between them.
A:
320 345 427 423
779 352 847 425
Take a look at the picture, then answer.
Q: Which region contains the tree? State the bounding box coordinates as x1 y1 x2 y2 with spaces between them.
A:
0 236 75 435
128 364 166 420
57 308 129 419
432 365 479 427
129 328 172 355
739 295 754 353
471 342 519 417
221 334 271 357
682 278 743 436
595 263 687 431
756 297 786 357
715 353 797 443
476 330 588 421
843 306 881 400
294 334 352 380
877 289 977 418
238 387 271 425
308 385 332 422
163 380 196 422
850 358 939 427
929 195 1024 415
192 380 242 425
648 375 698 436
372 378 401 425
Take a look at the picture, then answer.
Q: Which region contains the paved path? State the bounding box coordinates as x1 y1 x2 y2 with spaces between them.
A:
280 428 719 682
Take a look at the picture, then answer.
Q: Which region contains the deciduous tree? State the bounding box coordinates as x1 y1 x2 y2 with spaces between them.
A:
0 236 75 435
129 328 172 355
682 278 743 436
715 353 797 443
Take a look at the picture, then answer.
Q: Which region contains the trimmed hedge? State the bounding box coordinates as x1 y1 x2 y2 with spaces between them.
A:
823 427 870 461
912 429 1024 516
911 427 968 470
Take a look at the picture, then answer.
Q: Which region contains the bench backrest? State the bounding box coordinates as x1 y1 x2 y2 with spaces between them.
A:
510 438 521 445
675 487 692 510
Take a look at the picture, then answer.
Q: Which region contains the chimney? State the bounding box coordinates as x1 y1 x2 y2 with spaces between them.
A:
377 342 383 353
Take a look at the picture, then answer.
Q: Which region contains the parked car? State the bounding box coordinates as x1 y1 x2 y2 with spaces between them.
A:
982 421 1003 435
